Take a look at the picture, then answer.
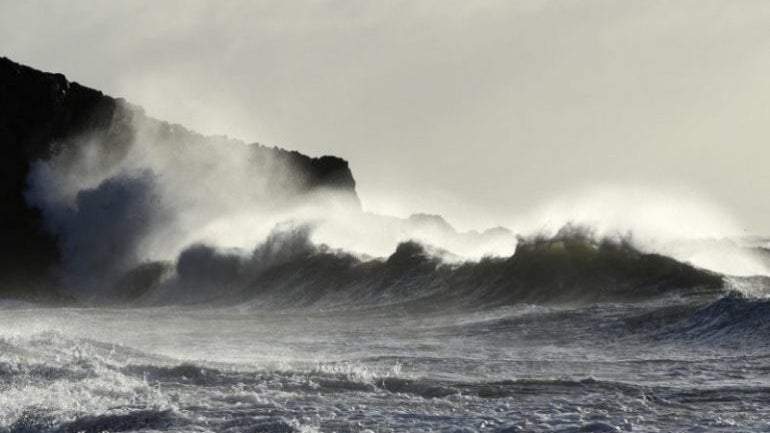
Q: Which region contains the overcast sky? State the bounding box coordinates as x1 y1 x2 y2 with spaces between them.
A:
2 1 769 234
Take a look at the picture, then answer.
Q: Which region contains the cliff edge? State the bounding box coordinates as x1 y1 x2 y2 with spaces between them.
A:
0 57 358 301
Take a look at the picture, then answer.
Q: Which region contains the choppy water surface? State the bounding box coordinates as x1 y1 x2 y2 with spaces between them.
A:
2 292 770 433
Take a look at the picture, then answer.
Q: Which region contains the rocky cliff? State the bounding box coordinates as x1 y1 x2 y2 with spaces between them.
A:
0 57 358 301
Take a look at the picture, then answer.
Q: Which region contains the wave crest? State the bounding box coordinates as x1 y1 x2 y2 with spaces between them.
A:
121 225 725 308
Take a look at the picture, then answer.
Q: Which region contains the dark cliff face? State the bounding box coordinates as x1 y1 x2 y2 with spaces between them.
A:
0 57 358 301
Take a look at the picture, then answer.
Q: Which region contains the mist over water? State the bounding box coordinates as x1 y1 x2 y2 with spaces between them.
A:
3 50 770 433
21 104 353 296
22 107 768 302
20 102 517 298
507 185 769 277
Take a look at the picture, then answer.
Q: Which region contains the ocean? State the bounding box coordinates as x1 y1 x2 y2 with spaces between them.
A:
2 259 770 432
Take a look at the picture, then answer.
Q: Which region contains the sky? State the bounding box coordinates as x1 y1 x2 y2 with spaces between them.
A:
1 0 769 234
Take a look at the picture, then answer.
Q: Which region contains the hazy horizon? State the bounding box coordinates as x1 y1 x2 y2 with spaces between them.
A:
2 0 768 234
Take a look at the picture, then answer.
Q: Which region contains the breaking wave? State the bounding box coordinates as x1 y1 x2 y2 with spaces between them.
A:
110 225 725 310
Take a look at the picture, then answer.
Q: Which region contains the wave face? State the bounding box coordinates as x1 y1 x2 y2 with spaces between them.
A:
124 226 723 310
641 291 770 347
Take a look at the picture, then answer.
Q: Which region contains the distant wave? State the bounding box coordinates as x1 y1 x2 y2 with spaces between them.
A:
641 290 770 347
121 225 725 309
